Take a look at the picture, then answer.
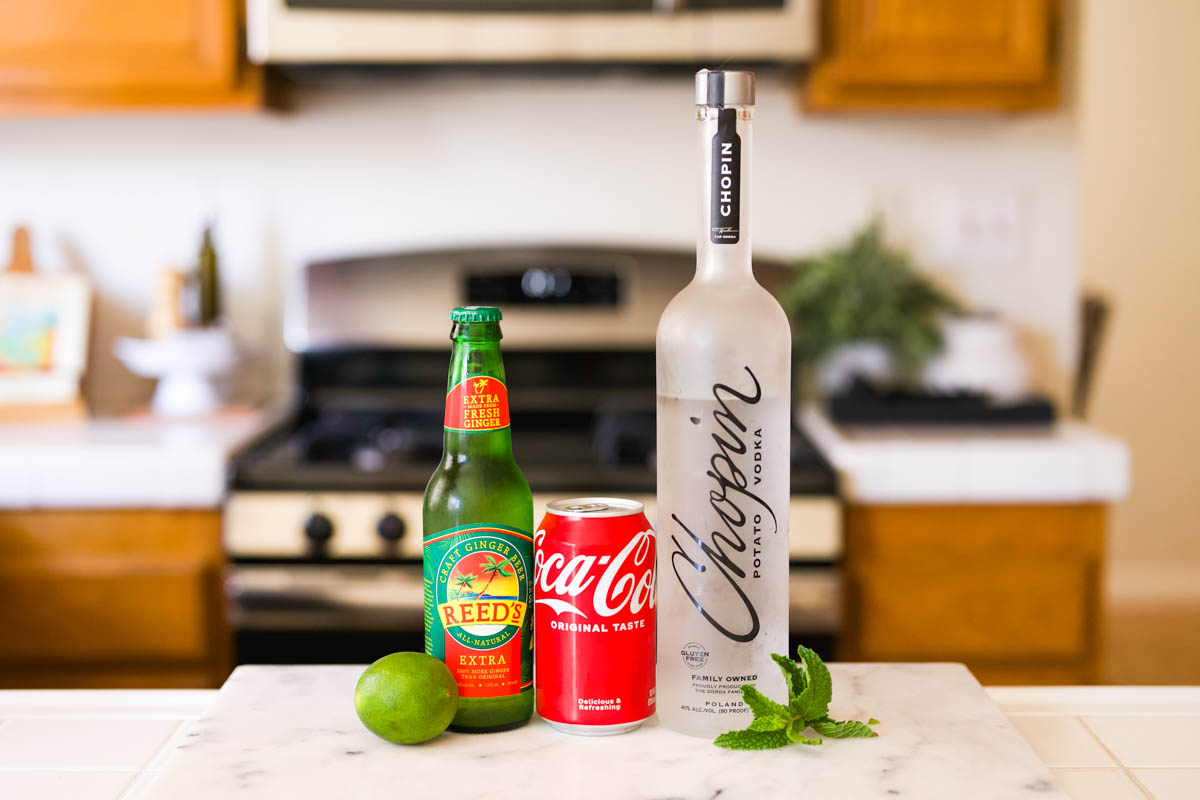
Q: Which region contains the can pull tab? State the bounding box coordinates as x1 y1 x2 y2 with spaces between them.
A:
564 503 610 514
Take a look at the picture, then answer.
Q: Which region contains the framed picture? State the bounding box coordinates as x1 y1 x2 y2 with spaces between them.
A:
0 269 91 408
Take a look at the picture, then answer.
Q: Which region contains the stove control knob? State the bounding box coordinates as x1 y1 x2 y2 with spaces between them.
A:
304 513 334 545
377 513 406 543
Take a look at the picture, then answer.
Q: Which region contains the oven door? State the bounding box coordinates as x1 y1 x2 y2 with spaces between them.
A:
227 563 426 664
226 560 840 663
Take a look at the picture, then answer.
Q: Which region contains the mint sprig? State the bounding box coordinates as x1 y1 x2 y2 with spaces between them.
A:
713 645 880 751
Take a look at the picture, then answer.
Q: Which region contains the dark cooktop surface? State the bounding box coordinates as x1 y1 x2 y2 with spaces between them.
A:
232 410 835 495
232 348 837 495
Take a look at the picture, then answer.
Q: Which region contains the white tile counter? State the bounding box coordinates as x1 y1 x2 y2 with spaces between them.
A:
0 690 212 800
2 679 1198 799
0 411 268 509
801 407 1131 504
993 687 1200 800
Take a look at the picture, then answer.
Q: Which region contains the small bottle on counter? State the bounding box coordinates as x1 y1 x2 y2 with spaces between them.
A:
197 224 220 326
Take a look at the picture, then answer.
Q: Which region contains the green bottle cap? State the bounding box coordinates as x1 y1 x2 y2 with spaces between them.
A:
450 306 502 323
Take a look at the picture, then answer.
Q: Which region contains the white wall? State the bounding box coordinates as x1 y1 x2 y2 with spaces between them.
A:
1078 0 1200 591
0 70 1077 413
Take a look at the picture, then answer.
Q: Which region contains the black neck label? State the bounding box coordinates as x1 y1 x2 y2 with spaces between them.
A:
709 108 741 245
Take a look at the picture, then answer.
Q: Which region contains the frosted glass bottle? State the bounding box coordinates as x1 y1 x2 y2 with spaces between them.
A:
655 70 792 739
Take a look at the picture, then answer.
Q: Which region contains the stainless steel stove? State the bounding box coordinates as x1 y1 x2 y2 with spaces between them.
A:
225 246 842 664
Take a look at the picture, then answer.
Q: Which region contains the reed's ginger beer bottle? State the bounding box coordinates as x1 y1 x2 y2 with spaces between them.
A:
656 70 791 738
423 306 534 732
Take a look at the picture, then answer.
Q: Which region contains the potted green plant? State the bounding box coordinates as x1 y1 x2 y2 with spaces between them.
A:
776 219 962 397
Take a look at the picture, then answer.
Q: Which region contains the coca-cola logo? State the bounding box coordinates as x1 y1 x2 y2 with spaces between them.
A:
534 529 656 620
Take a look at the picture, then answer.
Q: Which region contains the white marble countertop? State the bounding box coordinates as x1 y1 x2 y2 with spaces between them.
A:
0 411 268 509
2 677 1197 800
801 407 1131 504
142 664 1065 800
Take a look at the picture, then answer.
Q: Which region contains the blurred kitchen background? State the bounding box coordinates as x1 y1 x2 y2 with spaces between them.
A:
0 0 1196 689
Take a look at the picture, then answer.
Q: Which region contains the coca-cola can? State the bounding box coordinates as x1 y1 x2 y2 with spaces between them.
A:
534 497 656 735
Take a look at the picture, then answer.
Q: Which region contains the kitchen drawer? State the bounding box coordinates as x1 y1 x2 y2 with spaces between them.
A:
845 504 1105 564
847 561 1094 661
0 564 215 663
0 509 222 560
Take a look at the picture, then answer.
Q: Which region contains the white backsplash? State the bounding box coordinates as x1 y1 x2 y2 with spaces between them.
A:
0 71 1077 414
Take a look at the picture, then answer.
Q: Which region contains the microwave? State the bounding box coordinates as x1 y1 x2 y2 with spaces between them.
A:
246 0 817 64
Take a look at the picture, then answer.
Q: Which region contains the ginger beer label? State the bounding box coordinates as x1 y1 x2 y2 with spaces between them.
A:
424 524 533 698
444 375 511 432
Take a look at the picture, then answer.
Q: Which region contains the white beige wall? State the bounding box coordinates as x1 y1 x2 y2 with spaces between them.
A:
1079 0 1200 595
0 72 1076 415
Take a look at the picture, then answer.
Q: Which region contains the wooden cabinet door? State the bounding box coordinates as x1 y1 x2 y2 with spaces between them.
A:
839 504 1106 684
0 0 258 110
806 0 1059 111
0 509 231 688
0 564 215 662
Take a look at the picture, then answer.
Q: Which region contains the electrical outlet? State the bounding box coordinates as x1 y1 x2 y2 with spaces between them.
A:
934 188 1029 269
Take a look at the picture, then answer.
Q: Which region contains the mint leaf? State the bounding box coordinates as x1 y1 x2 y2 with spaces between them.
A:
714 729 791 750
785 720 822 746
790 645 833 720
741 684 790 722
749 716 788 732
771 652 808 700
714 649 880 752
811 718 878 739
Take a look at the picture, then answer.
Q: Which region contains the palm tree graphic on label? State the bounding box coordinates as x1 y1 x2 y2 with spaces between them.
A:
472 378 490 394
450 572 477 601
473 554 515 600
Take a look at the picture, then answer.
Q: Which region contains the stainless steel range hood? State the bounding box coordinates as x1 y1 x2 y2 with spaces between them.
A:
246 0 817 64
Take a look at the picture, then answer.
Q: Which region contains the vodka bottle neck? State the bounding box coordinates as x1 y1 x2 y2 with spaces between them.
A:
696 105 753 282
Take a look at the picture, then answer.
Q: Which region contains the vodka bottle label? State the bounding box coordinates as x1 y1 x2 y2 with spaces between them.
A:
664 369 778 642
710 108 741 244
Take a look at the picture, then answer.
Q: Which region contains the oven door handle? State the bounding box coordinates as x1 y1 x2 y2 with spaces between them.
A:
227 565 425 630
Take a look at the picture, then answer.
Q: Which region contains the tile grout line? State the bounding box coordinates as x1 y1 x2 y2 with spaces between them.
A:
113 771 143 800
1076 715 1156 800
116 770 150 800
137 720 183 771
115 719 185 800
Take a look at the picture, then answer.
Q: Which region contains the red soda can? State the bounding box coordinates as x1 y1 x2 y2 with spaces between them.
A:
534 497 656 735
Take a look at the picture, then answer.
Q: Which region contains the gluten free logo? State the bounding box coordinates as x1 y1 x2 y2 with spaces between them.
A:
681 642 709 669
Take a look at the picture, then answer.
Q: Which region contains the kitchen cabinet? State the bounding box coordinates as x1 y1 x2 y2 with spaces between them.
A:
805 0 1059 111
0 509 231 688
0 0 260 112
839 504 1104 684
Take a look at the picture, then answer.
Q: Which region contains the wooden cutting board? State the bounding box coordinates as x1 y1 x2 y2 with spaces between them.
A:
144 664 1066 800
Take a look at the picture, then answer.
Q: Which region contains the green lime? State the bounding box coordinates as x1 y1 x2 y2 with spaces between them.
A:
354 652 458 745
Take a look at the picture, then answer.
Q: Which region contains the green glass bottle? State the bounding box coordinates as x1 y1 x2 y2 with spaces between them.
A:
197 225 220 326
422 306 534 733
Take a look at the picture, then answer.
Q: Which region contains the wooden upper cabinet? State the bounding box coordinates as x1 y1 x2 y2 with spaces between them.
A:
805 0 1059 111
0 0 260 112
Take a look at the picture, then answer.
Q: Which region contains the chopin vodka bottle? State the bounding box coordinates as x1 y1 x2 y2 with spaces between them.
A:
656 70 791 738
